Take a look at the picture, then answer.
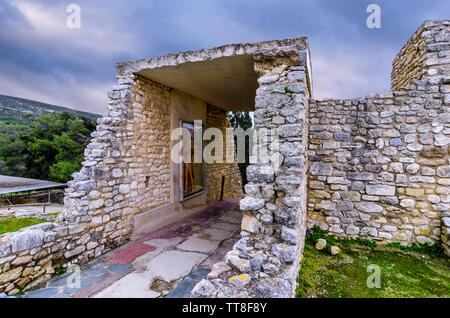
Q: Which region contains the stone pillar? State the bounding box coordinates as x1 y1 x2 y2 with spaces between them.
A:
192 50 310 297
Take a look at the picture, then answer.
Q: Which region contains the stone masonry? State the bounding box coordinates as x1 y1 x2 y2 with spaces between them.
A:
205 105 243 203
0 20 448 297
307 20 450 256
192 48 311 297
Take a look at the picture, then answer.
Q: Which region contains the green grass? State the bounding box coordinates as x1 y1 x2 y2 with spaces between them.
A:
0 217 48 235
296 228 450 298
47 212 61 216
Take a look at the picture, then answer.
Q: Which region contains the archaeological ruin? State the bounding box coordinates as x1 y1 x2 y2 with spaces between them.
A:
0 19 448 297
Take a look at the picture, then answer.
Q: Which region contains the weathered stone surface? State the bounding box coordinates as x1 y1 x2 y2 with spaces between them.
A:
145 251 207 282
241 214 261 234
355 202 383 213
348 172 374 181
11 230 44 253
366 185 396 196
227 254 251 272
271 244 296 263
330 246 341 255
310 162 332 176
93 273 160 298
315 238 326 250
207 262 232 279
437 166 450 178
240 197 265 211
191 279 216 297
246 165 274 183
228 274 251 287
178 237 219 253
420 146 447 158
279 124 304 137
0 267 22 283
281 227 299 244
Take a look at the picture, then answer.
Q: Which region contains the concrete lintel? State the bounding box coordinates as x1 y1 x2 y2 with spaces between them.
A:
116 37 309 111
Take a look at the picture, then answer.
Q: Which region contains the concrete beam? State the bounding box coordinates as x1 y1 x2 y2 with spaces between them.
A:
116 37 309 111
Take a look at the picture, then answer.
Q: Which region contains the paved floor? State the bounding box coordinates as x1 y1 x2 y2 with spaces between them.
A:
19 199 241 298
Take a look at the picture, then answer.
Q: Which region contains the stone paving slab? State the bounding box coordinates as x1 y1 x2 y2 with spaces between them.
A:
17 200 240 298
177 237 219 253
200 234 240 269
92 272 161 298
23 287 60 298
72 274 123 298
107 263 132 275
63 274 109 294
143 237 183 249
193 227 233 241
166 267 210 298
209 221 241 232
167 278 196 298
216 214 242 225
188 267 210 281
144 250 207 282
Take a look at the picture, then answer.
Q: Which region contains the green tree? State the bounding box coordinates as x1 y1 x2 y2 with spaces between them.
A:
0 111 96 182
228 112 253 188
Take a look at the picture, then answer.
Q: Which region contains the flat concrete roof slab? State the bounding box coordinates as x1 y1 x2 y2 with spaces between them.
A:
116 37 309 111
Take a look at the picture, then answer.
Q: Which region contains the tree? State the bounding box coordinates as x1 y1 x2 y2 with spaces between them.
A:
0 111 96 182
228 112 253 188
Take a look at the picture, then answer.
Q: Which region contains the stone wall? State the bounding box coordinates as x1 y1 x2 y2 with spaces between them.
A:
192 49 311 298
205 105 243 203
392 20 450 91
0 73 176 294
0 19 448 297
307 76 449 251
0 73 244 295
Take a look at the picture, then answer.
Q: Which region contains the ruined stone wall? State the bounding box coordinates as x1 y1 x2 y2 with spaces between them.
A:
192 50 311 298
205 105 243 202
392 20 450 91
0 74 175 294
307 76 449 252
131 76 172 211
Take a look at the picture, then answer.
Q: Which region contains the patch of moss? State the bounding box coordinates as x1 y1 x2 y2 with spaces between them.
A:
0 217 48 235
13 285 25 296
297 233 450 298
54 267 67 276
284 86 295 94
47 212 62 216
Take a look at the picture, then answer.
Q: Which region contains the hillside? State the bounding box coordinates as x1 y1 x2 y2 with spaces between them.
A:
0 94 101 124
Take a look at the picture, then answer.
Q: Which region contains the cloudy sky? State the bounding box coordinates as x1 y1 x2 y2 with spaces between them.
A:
0 0 448 115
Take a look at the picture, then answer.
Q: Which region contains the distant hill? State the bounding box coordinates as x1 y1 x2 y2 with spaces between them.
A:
0 94 101 124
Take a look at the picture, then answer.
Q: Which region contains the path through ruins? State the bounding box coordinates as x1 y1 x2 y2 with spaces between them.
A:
19 200 241 298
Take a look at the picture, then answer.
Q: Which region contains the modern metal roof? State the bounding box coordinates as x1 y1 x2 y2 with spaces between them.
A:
0 175 67 195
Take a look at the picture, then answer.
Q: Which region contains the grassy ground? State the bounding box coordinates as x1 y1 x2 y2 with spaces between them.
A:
296 233 450 298
0 217 48 235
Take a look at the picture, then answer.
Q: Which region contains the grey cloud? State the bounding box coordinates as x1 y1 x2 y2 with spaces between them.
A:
0 0 447 113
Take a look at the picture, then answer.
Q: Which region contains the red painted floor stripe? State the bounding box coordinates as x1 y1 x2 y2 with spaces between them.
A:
106 242 157 264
